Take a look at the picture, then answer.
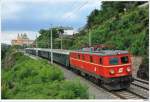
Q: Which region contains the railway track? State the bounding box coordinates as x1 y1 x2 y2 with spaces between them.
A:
131 82 149 90
131 78 149 91
26 53 149 99
134 78 149 85
79 73 148 99
111 89 147 99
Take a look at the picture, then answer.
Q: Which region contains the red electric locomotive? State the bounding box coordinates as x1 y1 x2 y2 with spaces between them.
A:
69 47 134 90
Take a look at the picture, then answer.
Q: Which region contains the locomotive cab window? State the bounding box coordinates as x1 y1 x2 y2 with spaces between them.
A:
121 56 129 64
109 57 119 65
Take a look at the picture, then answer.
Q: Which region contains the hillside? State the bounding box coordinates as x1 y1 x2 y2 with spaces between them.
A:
71 3 148 56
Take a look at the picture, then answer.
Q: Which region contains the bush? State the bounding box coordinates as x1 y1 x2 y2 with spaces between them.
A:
58 79 89 99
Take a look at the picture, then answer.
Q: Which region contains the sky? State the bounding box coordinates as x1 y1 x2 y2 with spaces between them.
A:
1 0 101 44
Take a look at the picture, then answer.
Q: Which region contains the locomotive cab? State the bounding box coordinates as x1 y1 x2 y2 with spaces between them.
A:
102 52 134 90
105 55 132 77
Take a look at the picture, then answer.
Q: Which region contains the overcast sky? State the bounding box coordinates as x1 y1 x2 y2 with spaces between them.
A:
1 0 101 44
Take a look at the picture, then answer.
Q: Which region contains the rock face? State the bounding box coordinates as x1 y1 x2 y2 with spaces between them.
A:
131 56 142 77
131 56 149 81
137 56 149 81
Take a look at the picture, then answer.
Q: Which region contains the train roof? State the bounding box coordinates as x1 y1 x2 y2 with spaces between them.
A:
26 48 70 55
71 50 129 56
26 48 129 56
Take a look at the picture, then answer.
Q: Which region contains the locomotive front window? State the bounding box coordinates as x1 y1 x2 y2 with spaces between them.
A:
109 57 119 65
121 56 129 64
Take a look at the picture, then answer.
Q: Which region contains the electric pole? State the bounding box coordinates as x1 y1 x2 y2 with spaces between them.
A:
36 34 38 56
50 25 53 64
89 28 91 47
61 32 62 50
36 34 37 48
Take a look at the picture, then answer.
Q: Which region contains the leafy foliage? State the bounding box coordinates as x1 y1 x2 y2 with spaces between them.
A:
36 27 74 49
2 52 89 99
87 1 147 28
36 28 59 48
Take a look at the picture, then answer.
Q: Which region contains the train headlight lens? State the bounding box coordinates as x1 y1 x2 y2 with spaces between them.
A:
126 67 131 72
109 69 115 74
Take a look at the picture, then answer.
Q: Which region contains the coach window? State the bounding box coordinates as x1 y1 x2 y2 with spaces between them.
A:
100 58 103 64
121 56 129 64
90 56 93 62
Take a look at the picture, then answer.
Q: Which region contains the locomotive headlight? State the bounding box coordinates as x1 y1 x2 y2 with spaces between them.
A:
109 69 115 74
126 67 131 72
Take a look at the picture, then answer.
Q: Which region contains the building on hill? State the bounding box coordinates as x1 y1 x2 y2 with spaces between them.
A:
63 29 78 36
59 29 78 38
11 33 34 46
